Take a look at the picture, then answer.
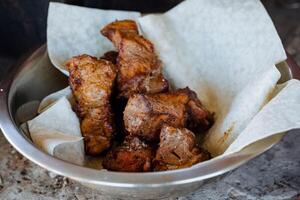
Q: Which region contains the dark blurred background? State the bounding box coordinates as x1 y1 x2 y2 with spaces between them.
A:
0 0 299 78
0 0 184 57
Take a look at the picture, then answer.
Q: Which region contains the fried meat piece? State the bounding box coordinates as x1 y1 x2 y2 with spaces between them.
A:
153 126 210 171
124 87 214 141
101 20 169 98
124 91 188 141
103 136 154 172
66 54 117 155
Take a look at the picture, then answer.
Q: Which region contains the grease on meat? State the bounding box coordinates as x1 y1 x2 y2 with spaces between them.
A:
66 54 117 155
154 125 210 171
101 20 169 98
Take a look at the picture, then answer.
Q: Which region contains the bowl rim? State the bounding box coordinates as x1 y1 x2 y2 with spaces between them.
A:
0 45 287 188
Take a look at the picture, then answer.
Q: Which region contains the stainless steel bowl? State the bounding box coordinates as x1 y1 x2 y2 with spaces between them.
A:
0 45 295 199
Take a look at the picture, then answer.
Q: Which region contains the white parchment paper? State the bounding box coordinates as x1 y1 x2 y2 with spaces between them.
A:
138 0 297 156
27 96 85 165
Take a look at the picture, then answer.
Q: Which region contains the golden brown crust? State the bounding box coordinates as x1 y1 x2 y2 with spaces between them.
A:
101 20 169 98
66 54 117 155
123 87 214 141
102 136 154 172
153 126 210 171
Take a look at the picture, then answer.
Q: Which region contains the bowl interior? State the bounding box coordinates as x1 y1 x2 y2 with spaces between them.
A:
1 45 290 188
9 48 68 123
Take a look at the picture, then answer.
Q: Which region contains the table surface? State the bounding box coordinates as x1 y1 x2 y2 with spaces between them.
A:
1 2 300 200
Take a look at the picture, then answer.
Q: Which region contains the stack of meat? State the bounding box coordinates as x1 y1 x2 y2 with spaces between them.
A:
66 20 214 172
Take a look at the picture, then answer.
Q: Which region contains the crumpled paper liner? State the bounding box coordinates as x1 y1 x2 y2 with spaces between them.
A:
27 96 85 166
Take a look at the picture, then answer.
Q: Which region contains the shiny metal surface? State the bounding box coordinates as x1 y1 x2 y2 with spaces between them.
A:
0 45 293 199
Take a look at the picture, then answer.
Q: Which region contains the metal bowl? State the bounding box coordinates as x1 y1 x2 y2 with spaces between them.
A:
0 45 295 199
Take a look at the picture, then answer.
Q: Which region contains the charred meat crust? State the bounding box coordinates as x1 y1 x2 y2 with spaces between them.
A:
103 136 154 172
